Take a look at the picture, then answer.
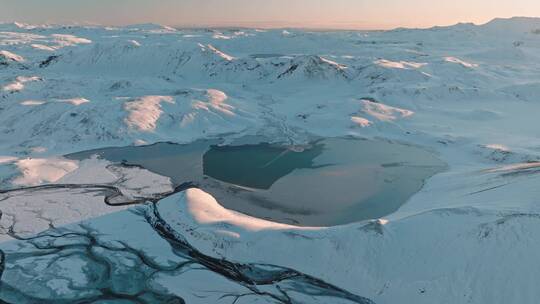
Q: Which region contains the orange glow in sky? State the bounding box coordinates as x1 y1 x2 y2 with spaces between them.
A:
1 0 540 29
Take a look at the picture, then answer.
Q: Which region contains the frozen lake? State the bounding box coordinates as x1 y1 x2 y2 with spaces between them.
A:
68 137 445 226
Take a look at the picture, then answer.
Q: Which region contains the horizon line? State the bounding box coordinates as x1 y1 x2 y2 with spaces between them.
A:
4 15 540 32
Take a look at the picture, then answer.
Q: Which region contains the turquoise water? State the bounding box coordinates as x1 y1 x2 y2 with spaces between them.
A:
203 142 329 190
68 137 445 226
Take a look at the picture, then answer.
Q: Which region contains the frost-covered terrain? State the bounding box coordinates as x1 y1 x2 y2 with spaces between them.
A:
2 17 540 303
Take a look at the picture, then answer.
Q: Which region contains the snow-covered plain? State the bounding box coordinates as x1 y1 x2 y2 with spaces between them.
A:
1 17 540 303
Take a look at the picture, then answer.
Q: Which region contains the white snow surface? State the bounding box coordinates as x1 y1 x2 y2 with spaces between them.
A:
13 157 78 186
0 157 174 242
124 95 174 132
2 17 540 303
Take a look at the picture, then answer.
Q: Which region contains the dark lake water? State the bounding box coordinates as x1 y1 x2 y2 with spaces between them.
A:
68 137 445 226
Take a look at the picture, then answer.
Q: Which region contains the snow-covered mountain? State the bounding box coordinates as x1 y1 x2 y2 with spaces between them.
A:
2 17 540 303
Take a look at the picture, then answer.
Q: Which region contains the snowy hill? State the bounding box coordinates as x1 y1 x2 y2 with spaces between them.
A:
482 16 540 34
1 17 540 303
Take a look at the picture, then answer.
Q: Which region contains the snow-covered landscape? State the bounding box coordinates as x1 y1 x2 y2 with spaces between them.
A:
2 16 540 303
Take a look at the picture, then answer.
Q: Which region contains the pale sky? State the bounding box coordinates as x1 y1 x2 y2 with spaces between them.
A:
1 0 539 30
